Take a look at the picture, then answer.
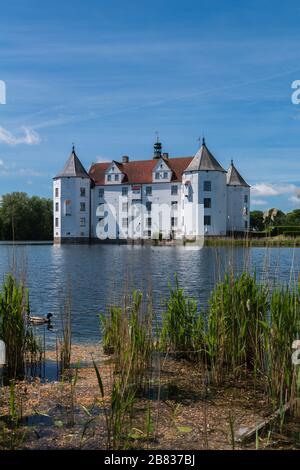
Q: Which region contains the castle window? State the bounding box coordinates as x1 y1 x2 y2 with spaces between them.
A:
99 188 104 197
244 194 248 203
171 201 178 210
146 201 152 212
171 217 177 227
80 202 86 212
204 215 211 225
55 202 59 212
80 187 86 197
204 198 211 208
245 220 248 229
122 202 128 212
204 181 211 191
171 185 178 195
122 187 128 196
55 188 59 197
55 218 59 227
146 186 152 196
147 218 152 227
64 200 71 216
80 217 86 227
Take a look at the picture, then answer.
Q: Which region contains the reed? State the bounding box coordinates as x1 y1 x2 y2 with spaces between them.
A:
101 290 153 391
59 283 72 372
0 274 39 378
206 273 269 382
160 275 205 358
98 290 154 448
266 284 300 404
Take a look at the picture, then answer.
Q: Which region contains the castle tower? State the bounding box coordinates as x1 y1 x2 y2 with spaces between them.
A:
53 146 91 243
183 138 227 236
226 160 250 233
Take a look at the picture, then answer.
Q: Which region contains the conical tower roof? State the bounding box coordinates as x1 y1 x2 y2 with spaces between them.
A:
54 146 90 179
185 138 225 173
227 160 250 187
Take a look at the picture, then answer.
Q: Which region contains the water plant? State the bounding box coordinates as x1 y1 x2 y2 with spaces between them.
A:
206 272 269 382
160 275 205 358
0 274 39 378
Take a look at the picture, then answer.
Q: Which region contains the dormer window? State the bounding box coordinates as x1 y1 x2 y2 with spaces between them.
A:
163 172 168 178
107 175 112 182
115 174 119 181
155 172 160 179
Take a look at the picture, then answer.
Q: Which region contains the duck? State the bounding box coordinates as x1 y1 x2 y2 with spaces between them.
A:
29 313 53 326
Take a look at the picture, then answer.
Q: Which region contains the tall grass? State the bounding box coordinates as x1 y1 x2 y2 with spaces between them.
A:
98 290 154 448
206 273 269 382
160 275 205 358
101 290 153 390
0 274 39 378
59 282 72 372
266 285 300 404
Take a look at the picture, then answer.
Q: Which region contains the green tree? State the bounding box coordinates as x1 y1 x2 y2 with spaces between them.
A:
263 208 286 227
0 192 53 241
286 209 300 226
250 210 264 231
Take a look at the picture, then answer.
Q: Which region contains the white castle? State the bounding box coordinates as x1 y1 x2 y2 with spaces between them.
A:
53 139 250 243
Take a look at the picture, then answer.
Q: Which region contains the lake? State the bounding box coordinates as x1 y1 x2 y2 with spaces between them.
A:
0 244 299 346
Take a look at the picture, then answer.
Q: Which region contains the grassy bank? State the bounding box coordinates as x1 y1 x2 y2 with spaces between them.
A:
204 235 300 247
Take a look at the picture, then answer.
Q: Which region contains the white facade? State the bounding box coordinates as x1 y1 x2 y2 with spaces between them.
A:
53 142 250 243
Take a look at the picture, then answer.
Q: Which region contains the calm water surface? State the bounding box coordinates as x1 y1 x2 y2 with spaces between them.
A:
0 244 299 346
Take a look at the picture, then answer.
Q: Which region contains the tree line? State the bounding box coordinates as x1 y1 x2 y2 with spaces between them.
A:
0 192 53 241
250 208 300 231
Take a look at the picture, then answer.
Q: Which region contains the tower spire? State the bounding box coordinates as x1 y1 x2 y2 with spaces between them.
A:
153 133 162 159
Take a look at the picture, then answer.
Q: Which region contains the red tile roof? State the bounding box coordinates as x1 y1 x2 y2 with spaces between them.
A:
89 157 193 185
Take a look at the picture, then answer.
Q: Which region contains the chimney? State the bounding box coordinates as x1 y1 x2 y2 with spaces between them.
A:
162 152 169 159
122 155 129 163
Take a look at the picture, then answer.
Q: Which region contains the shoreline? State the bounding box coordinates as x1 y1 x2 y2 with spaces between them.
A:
1 236 300 247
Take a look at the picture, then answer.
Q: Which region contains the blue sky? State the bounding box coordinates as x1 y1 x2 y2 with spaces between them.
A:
1 0 300 211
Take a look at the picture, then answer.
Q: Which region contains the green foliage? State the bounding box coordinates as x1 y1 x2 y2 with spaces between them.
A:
100 290 153 390
0 274 39 377
160 275 204 357
0 192 53 241
206 273 269 381
250 210 264 231
271 226 300 236
100 306 122 355
263 208 286 227
286 209 300 226
266 285 300 402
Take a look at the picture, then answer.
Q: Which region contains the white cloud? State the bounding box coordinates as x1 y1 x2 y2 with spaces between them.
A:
0 126 40 146
251 183 298 196
96 156 111 163
0 158 4 166
251 199 268 206
289 195 300 206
